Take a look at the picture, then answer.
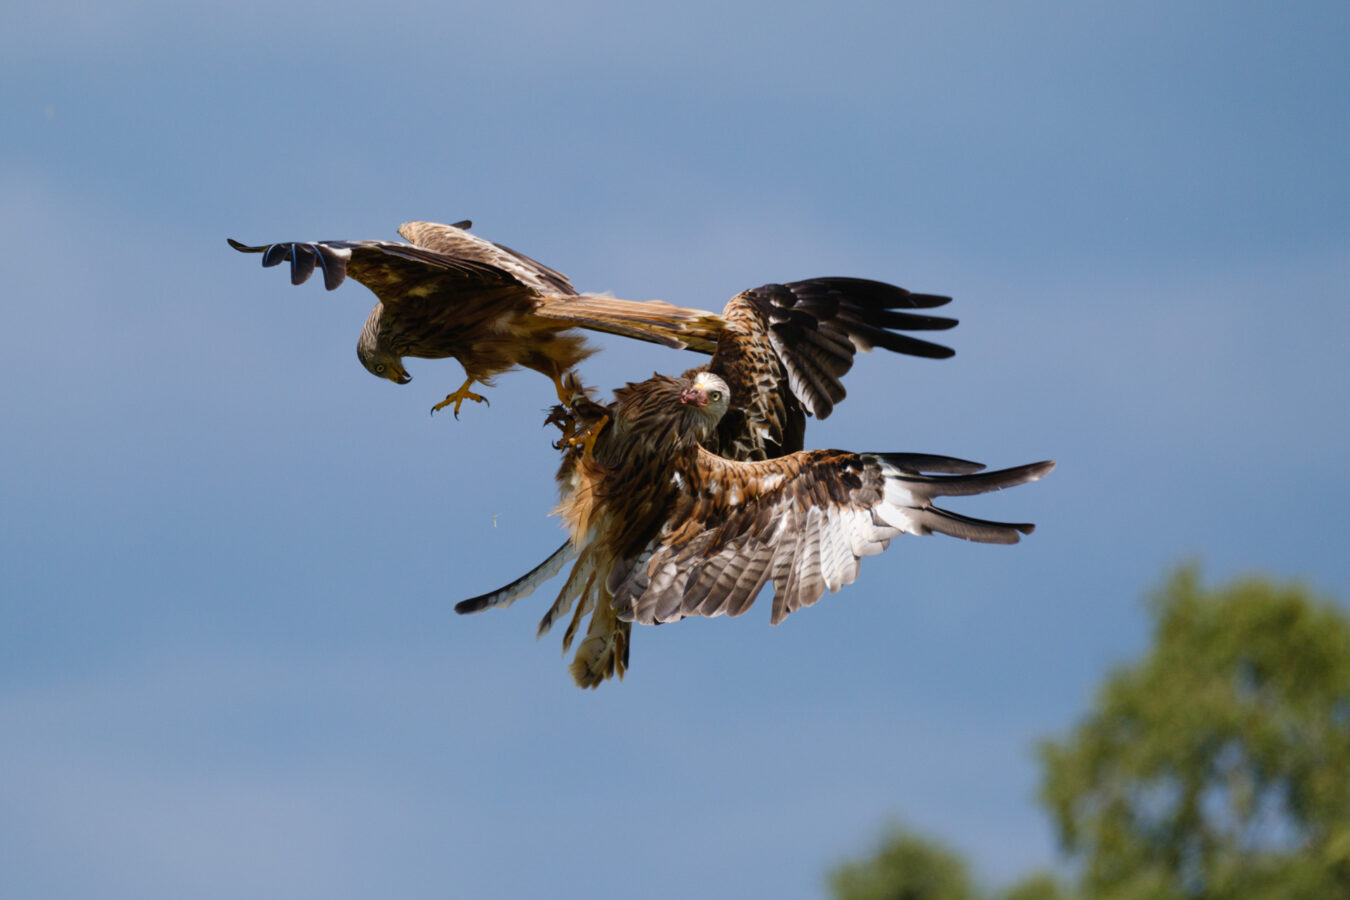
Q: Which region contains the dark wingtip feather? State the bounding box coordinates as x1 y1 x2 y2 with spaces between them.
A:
233 239 348 290
1035 459 1057 474
289 244 317 285
316 244 346 290
260 243 291 268
785 278 953 311
902 292 954 310
873 453 988 475
855 309 959 332
922 507 1037 543
1014 461 1057 484
454 594 493 615
767 278 959 360
853 325 956 359
928 459 1056 495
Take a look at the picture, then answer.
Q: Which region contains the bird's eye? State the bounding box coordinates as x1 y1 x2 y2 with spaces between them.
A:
709 391 722 401
375 364 386 374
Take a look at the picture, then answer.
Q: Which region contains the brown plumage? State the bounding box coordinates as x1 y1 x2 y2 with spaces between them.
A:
228 221 957 417
461 369 1052 688
229 219 723 413
569 369 1053 685
687 276 957 460
454 270 964 686
457 283 1048 689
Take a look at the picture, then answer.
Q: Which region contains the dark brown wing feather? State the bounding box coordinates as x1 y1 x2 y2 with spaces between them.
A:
718 278 957 413
227 237 541 306
696 278 958 459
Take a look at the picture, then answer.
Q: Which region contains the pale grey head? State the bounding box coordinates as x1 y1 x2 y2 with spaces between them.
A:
676 371 731 443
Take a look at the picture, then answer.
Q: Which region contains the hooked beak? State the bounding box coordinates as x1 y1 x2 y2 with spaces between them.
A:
679 386 708 407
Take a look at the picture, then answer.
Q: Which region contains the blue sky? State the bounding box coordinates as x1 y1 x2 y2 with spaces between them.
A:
3 2 1348 897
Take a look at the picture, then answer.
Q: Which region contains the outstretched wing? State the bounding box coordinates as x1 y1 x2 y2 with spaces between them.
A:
610 450 1054 627
397 220 577 296
232 221 728 353
226 232 547 309
704 278 958 458
401 221 727 351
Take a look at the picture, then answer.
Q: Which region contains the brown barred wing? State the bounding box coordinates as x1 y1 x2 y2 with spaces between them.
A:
397 220 578 296
609 449 1054 627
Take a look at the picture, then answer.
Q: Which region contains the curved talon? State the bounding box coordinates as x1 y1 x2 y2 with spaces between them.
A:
567 414 609 458
431 377 489 418
452 394 489 420
544 405 574 440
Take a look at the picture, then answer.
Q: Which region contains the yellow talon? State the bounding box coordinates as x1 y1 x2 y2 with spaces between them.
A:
431 377 489 418
568 414 610 458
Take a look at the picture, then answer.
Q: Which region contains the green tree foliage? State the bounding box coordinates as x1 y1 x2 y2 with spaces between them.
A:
828 825 978 900
1038 566 1350 899
998 872 1076 900
826 828 1078 900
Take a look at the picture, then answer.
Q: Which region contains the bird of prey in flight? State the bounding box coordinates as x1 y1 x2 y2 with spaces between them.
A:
456 277 1051 688
229 220 956 417
230 220 722 415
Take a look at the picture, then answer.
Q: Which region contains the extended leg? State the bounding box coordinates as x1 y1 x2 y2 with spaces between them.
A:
543 368 605 451
431 376 489 418
549 370 572 406
568 413 609 458
550 369 597 409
